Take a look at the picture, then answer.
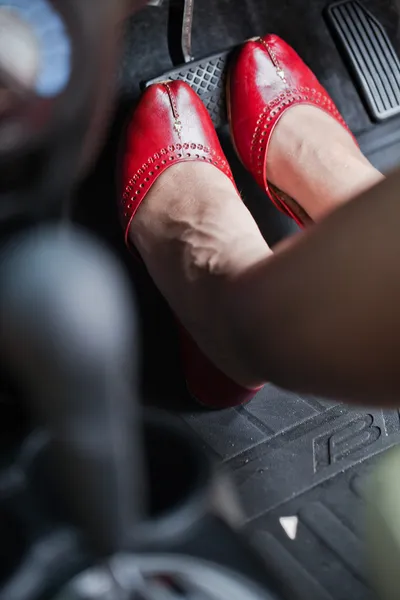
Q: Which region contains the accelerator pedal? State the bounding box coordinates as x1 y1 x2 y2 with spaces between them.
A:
326 0 400 121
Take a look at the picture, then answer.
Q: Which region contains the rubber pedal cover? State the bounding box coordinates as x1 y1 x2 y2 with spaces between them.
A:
326 0 400 121
144 49 232 129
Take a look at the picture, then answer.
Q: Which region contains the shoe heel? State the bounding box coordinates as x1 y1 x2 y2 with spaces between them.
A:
178 327 262 409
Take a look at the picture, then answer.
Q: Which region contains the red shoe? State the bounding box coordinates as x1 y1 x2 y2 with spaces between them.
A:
227 34 357 227
119 80 262 408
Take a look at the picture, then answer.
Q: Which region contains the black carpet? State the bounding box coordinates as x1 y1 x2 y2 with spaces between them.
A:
76 2 400 598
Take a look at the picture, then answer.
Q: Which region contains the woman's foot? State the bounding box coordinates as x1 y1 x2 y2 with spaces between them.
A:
228 34 383 223
131 159 270 390
120 80 267 406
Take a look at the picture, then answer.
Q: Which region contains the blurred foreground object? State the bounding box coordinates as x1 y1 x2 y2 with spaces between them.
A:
0 0 132 223
0 9 40 93
0 225 144 557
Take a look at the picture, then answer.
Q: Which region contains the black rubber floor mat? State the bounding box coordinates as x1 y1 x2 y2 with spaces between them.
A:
144 49 232 129
179 385 400 599
326 0 400 121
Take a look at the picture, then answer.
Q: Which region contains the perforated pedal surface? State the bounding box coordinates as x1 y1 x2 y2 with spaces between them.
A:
145 49 233 129
326 0 400 121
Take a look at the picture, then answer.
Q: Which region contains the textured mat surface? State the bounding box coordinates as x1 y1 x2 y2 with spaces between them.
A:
77 2 400 598
180 388 400 599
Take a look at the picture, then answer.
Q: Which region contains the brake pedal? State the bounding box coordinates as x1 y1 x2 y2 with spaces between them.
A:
145 49 232 129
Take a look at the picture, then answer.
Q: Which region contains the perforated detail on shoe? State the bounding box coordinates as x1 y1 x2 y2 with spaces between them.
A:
250 86 351 184
120 144 234 234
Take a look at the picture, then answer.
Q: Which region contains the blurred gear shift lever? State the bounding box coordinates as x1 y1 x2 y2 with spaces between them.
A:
0 225 144 557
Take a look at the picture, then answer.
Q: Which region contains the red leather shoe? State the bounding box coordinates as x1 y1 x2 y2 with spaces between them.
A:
227 34 357 227
119 80 262 408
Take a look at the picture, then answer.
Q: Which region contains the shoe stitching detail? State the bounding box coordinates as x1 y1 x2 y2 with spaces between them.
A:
250 87 349 177
121 145 231 219
256 37 287 82
163 82 183 137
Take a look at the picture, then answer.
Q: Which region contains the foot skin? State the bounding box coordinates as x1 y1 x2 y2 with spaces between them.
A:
130 161 270 388
267 104 384 220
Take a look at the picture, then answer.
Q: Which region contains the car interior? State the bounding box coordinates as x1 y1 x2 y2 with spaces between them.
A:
1 0 400 599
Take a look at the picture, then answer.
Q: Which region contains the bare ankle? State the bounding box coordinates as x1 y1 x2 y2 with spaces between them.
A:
127 160 271 391
266 105 384 220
